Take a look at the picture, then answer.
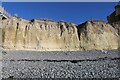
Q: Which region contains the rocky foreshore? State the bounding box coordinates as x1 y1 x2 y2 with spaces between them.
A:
0 49 120 79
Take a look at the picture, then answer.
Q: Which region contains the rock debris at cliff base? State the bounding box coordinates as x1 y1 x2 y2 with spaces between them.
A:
0 17 119 51
1 49 120 79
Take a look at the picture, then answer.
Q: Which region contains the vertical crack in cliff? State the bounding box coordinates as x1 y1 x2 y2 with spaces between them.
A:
14 23 19 47
2 29 5 47
60 25 63 37
76 26 80 41
76 21 87 41
25 25 27 37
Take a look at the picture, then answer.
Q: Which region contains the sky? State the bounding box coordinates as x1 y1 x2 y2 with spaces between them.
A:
2 2 118 24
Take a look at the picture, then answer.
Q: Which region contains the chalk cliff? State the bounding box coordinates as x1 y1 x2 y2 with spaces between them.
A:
1 17 79 51
77 20 119 50
110 21 120 48
0 17 119 51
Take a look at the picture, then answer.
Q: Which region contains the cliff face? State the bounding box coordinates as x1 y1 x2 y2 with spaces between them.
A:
77 21 119 50
111 21 120 48
0 17 119 51
1 17 79 51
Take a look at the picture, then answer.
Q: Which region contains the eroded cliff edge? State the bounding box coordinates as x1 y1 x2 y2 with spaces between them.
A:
0 17 119 51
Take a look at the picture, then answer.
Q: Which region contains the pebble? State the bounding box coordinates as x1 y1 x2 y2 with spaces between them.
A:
1 49 120 79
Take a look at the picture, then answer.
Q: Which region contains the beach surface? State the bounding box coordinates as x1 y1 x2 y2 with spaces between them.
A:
0 49 120 79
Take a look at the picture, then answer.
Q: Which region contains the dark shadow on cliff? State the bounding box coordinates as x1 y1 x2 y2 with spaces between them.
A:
76 21 88 41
